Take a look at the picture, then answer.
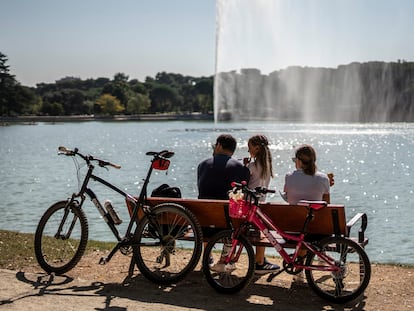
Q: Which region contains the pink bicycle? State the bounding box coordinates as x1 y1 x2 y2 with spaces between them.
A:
202 182 371 303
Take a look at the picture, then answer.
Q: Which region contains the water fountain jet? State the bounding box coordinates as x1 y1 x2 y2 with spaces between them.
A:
214 0 414 122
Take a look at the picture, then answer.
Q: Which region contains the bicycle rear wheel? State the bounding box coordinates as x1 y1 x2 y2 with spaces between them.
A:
305 236 371 303
34 200 88 274
133 203 203 284
202 230 255 294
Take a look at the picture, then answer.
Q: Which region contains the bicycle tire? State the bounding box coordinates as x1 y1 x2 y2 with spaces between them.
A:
305 236 371 303
34 200 89 274
202 230 255 294
133 203 203 284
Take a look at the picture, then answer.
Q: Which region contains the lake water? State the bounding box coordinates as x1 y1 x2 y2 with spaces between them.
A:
0 121 413 265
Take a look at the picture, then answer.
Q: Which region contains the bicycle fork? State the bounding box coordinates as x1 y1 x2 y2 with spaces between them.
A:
218 227 250 270
55 199 80 240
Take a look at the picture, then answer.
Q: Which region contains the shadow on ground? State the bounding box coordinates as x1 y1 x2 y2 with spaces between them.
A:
1 270 367 311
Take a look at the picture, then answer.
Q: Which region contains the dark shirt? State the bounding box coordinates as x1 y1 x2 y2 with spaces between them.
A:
197 154 250 199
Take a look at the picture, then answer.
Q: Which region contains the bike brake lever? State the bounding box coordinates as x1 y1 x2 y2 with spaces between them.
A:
58 146 76 156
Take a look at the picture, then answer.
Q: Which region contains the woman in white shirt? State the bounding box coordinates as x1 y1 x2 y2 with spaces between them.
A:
245 135 280 274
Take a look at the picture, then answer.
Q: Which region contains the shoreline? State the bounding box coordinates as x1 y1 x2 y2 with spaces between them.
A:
0 113 214 124
3 115 414 125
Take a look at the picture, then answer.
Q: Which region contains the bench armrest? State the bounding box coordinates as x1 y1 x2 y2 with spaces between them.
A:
346 212 368 245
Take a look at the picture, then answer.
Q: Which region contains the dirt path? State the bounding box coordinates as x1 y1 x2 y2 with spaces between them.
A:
0 251 413 311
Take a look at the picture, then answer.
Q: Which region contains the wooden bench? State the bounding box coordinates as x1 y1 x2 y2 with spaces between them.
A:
146 197 369 248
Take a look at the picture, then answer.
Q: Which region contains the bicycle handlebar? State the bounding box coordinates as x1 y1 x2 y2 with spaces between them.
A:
231 181 276 196
58 146 77 156
58 146 121 169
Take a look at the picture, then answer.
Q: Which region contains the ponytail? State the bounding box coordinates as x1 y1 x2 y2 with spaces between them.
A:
248 135 274 179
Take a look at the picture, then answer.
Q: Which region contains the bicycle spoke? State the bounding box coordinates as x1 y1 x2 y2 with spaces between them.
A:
305 236 371 303
35 201 88 274
134 204 202 284
202 230 255 294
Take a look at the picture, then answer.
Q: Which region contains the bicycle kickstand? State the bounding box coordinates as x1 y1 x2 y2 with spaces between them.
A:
99 244 121 265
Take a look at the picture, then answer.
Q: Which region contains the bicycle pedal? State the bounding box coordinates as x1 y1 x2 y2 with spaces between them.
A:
266 273 275 282
99 257 108 265
266 270 283 282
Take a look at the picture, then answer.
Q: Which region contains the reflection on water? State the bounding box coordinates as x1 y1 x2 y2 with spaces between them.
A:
0 121 413 265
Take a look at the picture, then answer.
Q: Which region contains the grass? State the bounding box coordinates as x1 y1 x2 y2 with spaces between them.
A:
0 229 116 270
2 229 413 272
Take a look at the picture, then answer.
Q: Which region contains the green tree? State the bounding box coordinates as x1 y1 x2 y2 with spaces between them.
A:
41 101 64 115
196 79 213 113
82 100 95 114
129 79 147 94
96 94 124 115
149 85 179 113
65 90 87 114
14 85 41 115
179 84 197 112
113 72 129 82
0 52 17 115
126 93 150 114
102 73 131 108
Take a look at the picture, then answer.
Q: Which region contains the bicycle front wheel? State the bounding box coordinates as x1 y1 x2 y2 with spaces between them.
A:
202 230 255 294
305 236 371 303
34 200 89 274
133 203 203 284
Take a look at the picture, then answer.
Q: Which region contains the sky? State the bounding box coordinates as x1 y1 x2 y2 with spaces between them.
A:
2 0 414 87
1 0 216 86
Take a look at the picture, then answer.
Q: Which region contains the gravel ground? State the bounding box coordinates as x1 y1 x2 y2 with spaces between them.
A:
0 251 413 311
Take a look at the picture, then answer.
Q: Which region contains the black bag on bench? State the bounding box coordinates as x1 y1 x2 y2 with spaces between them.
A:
151 183 182 198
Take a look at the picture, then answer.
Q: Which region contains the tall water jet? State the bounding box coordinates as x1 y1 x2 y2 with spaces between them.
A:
214 0 414 122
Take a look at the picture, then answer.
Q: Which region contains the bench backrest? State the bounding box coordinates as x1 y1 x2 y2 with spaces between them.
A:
146 197 347 236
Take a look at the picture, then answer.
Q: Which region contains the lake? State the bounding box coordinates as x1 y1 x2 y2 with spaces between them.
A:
0 121 413 265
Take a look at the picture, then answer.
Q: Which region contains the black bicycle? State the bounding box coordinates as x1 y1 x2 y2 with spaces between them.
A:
34 146 203 284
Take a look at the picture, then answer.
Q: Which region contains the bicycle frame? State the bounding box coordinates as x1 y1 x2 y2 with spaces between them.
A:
60 148 173 264
68 163 135 241
232 204 341 273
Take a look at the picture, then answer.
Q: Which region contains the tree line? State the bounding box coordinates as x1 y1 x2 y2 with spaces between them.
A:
2 50 413 122
0 52 214 117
